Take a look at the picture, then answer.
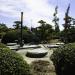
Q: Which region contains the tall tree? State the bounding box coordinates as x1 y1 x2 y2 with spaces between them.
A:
61 4 75 43
38 20 53 43
63 4 71 30
61 4 71 43
53 6 60 33
38 20 46 42
0 23 8 32
13 21 21 29
0 23 8 38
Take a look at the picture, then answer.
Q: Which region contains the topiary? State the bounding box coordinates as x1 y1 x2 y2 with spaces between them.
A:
51 43 75 75
0 43 32 75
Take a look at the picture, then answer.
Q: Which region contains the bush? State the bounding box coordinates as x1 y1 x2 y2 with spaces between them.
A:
2 30 40 44
2 30 19 44
0 43 8 48
23 30 33 43
0 43 32 75
51 43 75 75
60 27 75 43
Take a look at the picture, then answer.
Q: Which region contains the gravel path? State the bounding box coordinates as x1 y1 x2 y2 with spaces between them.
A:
16 45 56 75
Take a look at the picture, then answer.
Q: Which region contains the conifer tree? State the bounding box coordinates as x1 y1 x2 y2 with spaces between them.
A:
63 4 71 30
53 6 60 33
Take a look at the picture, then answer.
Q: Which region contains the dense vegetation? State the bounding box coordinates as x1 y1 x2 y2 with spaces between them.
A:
60 27 75 43
0 23 9 39
0 43 31 75
60 4 75 43
0 4 75 44
1 20 55 44
51 43 75 75
1 3 75 75
0 43 8 48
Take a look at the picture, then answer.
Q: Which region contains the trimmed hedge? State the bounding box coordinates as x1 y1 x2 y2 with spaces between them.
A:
51 43 75 75
0 43 32 75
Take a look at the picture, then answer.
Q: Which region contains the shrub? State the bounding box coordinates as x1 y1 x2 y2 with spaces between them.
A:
23 30 33 43
0 43 32 75
51 43 75 75
2 30 19 44
60 27 75 43
2 30 40 44
0 43 8 48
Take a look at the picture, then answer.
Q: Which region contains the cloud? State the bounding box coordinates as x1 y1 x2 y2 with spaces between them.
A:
0 0 73 30
0 0 55 28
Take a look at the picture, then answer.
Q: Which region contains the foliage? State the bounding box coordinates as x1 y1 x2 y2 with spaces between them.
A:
63 4 71 30
23 26 29 30
0 23 8 39
61 4 75 43
0 43 31 75
38 20 54 43
60 27 75 43
1 18 61 44
0 32 6 39
13 21 21 29
2 29 40 44
0 23 8 32
2 20 54 44
53 6 60 33
51 43 75 75
52 6 60 40
2 30 19 44
22 30 34 43
0 43 8 48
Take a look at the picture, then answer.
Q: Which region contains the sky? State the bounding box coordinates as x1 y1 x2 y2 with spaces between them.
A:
0 0 75 30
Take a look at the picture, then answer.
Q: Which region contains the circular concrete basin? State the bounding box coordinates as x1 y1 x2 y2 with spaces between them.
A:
47 45 60 48
7 45 20 50
7 43 17 46
26 48 48 58
20 45 41 49
56 43 64 45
